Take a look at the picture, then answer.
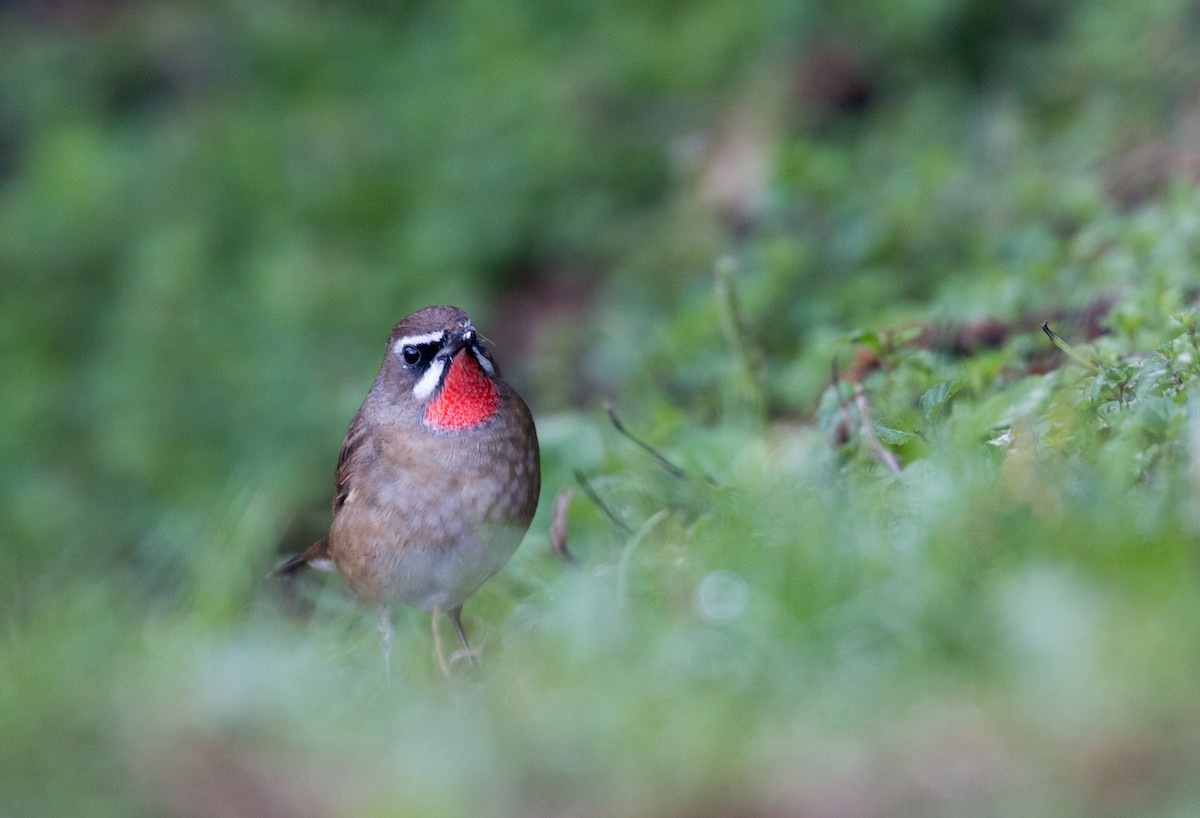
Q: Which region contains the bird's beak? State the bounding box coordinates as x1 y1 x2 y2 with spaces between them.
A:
441 325 475 359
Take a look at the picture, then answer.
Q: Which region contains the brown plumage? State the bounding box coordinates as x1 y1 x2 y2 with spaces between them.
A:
273 306 540 675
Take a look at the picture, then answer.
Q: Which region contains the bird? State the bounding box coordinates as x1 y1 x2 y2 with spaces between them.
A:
272 305 540 676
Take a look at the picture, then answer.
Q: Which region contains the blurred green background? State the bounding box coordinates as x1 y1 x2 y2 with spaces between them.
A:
5 0 1200 815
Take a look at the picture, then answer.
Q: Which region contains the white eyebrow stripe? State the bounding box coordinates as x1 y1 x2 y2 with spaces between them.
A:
391 330 446 355
411 357 447 399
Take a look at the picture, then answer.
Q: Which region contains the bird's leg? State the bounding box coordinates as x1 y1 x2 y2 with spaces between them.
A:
448 605 478 667
377 605 394 683
431 607 452 679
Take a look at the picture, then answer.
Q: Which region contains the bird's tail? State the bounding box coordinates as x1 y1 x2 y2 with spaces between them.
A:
268 537 334 578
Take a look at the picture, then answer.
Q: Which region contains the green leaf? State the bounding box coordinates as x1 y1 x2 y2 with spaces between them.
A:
920 380 963 423
873 422 916 445
1042 322 1101 371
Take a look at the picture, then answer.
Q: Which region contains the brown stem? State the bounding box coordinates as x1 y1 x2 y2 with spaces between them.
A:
852 383 902 474
549 486 578 566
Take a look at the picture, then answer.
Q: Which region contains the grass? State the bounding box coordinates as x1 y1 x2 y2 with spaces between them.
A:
5 0 1200 815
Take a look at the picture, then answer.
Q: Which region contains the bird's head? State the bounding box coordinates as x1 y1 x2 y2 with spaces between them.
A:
380 305 503 431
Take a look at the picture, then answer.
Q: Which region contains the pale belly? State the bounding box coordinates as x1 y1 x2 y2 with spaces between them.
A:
333 522 525 610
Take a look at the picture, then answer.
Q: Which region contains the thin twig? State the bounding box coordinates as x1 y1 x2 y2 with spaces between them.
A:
616 510 668 609
572 468 632 534
714 256 768 417
549 486 578 566
606 403 710 483
852 383 902 474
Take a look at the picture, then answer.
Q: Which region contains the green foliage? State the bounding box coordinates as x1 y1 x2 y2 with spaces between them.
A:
6 0 1200 816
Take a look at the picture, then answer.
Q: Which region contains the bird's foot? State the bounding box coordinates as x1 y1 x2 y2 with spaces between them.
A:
378 605 395 684
449 645 482 668
432 606 480 676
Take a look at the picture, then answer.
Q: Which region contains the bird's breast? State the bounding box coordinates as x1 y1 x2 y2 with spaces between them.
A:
328 414 539 608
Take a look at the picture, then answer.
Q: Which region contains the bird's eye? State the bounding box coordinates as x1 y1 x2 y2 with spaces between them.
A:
402 345 422 365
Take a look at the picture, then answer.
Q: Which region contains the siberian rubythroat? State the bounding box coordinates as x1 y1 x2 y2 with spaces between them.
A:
273 306 540 675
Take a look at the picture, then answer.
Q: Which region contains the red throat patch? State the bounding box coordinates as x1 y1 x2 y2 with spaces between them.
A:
425 351 501 430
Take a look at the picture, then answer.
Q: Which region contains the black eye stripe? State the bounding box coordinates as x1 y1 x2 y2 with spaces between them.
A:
401 341 442 366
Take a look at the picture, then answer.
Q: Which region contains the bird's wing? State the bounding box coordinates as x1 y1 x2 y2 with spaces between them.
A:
268 411 367 578
332 407 368 516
